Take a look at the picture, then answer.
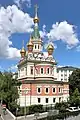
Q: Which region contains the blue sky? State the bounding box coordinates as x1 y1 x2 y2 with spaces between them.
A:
0 0 80 72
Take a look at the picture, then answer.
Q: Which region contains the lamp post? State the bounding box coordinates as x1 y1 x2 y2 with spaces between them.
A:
19 88 30 119
24 89 27 119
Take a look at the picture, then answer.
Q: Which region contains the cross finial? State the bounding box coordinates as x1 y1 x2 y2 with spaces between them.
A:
22 40 24 48
34 4 38 17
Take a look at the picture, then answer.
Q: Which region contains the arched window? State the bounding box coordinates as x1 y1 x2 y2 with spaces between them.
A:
31 67 33 75
38 45 39 49
35 45 36 49
47 68 50 74
41 68 43 74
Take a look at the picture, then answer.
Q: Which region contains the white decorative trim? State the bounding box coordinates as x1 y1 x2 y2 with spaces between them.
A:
52 87 56 93
40 67 44 74
44 87 49 94
37 87 42 94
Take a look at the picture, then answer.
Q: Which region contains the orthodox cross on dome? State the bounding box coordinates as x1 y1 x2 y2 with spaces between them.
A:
32 4 40 39
20 40 26 58
22 40 24 49
34 4 38 17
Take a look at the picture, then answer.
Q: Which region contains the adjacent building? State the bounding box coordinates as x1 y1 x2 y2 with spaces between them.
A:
57 66 76 82
17 6 69 107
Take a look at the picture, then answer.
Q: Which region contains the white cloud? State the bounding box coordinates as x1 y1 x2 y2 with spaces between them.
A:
40 21 79 50
39 25 47 38
76 45 80 52
47 21 79 49
14 0 31 8
0 5 33 59
8 64 18 73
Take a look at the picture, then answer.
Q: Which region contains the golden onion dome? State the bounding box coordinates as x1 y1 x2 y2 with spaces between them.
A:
47 44 54 51
33 17 39 23
27 38 33 47
20 47 26 53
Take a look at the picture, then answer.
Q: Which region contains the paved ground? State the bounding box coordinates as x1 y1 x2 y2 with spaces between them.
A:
0 104 14 120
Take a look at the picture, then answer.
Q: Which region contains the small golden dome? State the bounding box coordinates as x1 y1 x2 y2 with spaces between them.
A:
27 38 33 47
33 17 39 23
20 47 26 58
20 47 26 53
47 44 54 51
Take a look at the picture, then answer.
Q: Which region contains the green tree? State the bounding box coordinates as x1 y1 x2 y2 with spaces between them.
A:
69 69 80 95
69 88 80 106
0 71 19 110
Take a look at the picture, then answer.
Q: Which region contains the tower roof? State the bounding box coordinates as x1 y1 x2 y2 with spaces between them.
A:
20 40 26 57
31 4 40 39
47 44 54 51
33 4 39 23
27 36 33 47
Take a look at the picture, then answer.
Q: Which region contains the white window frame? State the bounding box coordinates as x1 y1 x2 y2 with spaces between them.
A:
38 44 39 49
35 44 37 49
52 87 56 93
45 87 49 94
45 98 49 103
38 98 41 103
59 87 61 93
47 67 50 74
30 66 33 75
40 67 44 74
53 98 56 103
37 87 42 94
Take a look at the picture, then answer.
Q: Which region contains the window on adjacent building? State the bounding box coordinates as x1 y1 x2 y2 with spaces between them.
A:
31 67 33 75
41 68 43 74
53 98 56 103
38 98 41 103
52 88 55 93
64 79 67 81
64 74 67 76
61 74 63 76
45 98 48 103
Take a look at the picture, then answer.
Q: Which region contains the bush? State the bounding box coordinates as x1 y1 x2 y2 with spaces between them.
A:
54 102 68 112
29 104 43 114
14 104 44 116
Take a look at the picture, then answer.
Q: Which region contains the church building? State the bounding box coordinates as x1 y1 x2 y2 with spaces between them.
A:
17 5 69 107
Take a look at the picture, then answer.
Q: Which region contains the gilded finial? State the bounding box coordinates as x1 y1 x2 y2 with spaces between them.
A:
22 40 24 48
34 4 38 17
33 4 39 23
20 40 26 58
47 44 54 56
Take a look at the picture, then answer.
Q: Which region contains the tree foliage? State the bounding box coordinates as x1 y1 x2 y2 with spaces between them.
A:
0 71 19 110
69 69 80 95
69 88 80 106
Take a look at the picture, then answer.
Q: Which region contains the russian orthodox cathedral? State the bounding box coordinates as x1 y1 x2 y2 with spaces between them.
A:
17 5 69 106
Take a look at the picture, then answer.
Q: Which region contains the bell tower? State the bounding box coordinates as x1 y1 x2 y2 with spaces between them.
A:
31 5 42 53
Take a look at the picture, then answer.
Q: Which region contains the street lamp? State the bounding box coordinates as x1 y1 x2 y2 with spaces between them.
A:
19 88 30 118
